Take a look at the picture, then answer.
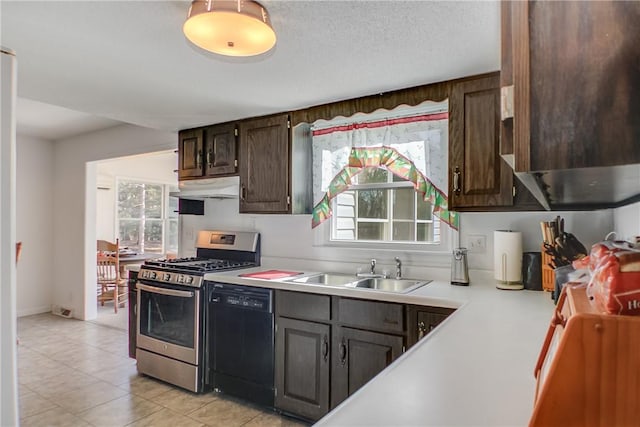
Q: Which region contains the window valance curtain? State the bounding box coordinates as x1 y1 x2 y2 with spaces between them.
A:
311 112 459 229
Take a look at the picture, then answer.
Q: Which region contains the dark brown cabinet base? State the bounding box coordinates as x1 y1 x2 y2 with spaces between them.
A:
274 290 453 421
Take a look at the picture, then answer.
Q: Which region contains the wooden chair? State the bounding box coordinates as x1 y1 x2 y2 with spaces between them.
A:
97 239 127 313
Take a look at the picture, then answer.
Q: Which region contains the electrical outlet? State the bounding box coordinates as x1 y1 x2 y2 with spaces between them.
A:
468 234 487 253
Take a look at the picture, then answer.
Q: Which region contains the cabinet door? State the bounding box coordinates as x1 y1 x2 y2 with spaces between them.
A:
449 74 513 209
511 1 640 171
178 128 204 179
275 317 330 421
238 114 290 213
331 327 403 408
204 123 237 177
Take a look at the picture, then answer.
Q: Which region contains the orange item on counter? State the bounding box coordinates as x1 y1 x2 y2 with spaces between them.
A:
587 241 640 315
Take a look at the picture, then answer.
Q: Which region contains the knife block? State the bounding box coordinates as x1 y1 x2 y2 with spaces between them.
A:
541 245 555 292
530 285 640 426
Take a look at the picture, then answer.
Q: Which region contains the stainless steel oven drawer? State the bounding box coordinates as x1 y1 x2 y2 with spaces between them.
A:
136 348 200 393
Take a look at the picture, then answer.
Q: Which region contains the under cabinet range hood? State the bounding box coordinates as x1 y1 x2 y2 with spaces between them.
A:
171 176 239 200
503 155 640 211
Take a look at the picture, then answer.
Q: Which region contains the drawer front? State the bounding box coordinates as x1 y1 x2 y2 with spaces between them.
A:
276 290 331 322
337 298 404 333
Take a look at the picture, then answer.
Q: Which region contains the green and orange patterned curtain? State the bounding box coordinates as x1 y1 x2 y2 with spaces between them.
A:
311 110 457 230
311 146 458 229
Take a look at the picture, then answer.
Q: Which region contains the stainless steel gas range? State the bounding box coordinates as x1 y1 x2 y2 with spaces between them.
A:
135 230 260 393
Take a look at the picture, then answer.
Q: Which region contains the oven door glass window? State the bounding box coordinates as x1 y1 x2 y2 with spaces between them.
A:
139 286 196 348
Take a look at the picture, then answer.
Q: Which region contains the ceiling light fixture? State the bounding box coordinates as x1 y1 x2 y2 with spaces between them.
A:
183 0 276 57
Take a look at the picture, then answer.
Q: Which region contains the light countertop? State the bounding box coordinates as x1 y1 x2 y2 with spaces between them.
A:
203 267 554 426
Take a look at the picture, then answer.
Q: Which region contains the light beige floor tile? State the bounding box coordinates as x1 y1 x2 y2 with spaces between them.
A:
49 379 128 414
243 411 310 427
127 407 205 427
188 398 262 427
18 358 73 385
72 351 133 375
21 406 91 427
153 387 218 415
91 360 139 386
18 391 59 418
119 375 175 399
78 394 161 427
25 369 102 399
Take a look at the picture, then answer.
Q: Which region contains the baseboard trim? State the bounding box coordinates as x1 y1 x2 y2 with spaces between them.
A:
17 306 51 317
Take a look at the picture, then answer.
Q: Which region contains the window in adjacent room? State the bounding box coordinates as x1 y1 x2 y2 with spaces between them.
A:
116 180 178 254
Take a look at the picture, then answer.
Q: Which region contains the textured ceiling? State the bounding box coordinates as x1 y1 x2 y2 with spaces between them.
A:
1 0 500 139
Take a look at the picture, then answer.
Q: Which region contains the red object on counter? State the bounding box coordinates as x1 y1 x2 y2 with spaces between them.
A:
588 241 640 315
239 270 303 280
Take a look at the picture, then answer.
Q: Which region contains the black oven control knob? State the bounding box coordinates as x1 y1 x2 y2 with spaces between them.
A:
163 273 171 282
177 275 184 283
185 276 193 284
150 271 157 280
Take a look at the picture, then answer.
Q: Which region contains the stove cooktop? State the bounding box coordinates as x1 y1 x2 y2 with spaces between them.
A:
145 257 257 273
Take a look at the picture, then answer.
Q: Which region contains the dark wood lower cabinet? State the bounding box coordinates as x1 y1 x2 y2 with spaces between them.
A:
274 317 330 421
273 291 455 421
331 327 404 408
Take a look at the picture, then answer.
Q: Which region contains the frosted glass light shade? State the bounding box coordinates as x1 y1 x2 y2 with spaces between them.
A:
183 0 276 57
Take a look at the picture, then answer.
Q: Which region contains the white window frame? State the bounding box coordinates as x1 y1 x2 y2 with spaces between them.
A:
115 177 178 254
321 173 452 254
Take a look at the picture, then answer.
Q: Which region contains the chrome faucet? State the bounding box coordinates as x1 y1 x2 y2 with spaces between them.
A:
395 257 402 279
370 258 377 275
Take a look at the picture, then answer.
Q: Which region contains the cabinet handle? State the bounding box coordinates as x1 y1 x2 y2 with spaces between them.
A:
453 167 461 194
206 150 213 167
196 150 202 169
339 338 347 366
240 185 246 200
322 334 329 362
418 321 426 340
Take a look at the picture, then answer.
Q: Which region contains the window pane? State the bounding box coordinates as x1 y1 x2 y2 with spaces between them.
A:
417 223 434 242
166 219 179 253
417 197 433 221
118 182 143 218
144 220 164 253
357 222 385 240
393 188 415 220
358 189 387 218
119 220 141 251
168 196 179 219
144 184 163 219
356 167 388 184
393 222 414 241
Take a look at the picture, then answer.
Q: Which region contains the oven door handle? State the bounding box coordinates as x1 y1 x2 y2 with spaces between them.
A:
137 283 195 298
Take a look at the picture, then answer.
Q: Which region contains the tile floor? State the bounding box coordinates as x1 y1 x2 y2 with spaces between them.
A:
17 313 308 427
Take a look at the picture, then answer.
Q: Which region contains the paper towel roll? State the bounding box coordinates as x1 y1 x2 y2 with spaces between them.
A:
494 230 523 289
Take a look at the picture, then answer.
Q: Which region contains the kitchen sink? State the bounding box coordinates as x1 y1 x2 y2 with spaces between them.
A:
289 273 360 286
289 273 430 294
350 278 431 293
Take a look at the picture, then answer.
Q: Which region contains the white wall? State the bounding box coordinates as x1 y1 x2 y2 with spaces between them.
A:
612 201 640 241
179 200 614 281
459 210 613 270
96 151 177 241
16 134 55 316
53 124 176 320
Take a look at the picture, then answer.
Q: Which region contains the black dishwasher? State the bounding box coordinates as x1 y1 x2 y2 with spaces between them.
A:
207 282 274 407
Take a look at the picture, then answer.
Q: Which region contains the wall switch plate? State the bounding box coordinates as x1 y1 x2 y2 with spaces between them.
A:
468 234 487 253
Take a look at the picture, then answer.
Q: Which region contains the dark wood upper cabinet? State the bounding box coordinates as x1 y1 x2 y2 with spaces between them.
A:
178 123 237 180
238 113 290 213
449 74 514 209
178 128 204 179
507 0 640 172
204 123 237 176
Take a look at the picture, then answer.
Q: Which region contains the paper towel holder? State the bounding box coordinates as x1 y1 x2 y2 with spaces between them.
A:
494 230 524 290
